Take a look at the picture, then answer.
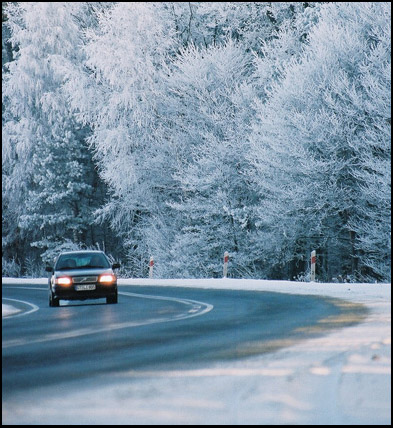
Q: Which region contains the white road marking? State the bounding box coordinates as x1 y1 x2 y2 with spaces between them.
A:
2 298 40 319
2 289 213 348
118 291 213 319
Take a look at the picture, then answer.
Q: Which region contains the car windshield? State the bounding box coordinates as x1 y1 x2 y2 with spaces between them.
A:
55 253 110 270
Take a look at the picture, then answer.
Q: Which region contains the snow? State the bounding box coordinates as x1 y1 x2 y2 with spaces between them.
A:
2 277 390 424
2 303 21 317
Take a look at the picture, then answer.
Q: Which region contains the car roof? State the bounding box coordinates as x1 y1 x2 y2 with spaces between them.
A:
58 250 105 256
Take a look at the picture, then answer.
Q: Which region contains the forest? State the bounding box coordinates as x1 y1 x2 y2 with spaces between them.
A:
2 2 391 282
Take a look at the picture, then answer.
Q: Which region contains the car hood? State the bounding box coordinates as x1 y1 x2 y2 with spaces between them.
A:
54 268 114 277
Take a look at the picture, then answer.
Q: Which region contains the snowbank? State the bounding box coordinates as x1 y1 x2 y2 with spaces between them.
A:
2 304 21 317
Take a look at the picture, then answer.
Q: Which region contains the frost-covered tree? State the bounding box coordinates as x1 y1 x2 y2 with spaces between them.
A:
153 40 260 278
125 3 322 278
2 2 111 269
249 2 391 281
252 2 323 100
3 2 388 282
163 2 322 53
70 1 329 278
346 3 391 281
72 2 179 276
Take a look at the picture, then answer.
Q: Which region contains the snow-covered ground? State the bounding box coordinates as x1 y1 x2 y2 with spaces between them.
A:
2 303 21 317
2 277 391 424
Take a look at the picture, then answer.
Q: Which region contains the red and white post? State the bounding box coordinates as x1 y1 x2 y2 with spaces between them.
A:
223 251 229 278
310 250 316 282
149 256 154 279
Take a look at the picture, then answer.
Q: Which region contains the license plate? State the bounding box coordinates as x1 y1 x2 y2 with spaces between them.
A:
75 284 96 291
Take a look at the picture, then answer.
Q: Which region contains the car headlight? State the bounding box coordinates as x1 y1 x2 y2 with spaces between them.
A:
56 276 72 286
98 274 116 284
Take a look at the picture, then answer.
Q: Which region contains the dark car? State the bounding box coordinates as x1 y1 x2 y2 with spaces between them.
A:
46 250 120 307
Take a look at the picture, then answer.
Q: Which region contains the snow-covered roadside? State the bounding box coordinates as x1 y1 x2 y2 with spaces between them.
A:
2 303 21 317
116 277 389 302
2 277 391 424
3 275 389 301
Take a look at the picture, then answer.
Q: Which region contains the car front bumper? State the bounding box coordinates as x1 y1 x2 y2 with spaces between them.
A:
52 283 117 301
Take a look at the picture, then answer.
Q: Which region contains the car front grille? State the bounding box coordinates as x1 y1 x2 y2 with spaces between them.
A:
72 276 98 284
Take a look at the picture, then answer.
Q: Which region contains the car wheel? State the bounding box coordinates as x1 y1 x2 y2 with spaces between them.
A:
106 294 118 304
49 291 60 307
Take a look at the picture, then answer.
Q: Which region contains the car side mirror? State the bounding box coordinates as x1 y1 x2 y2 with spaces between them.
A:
112 262 120 269
45 265 53 273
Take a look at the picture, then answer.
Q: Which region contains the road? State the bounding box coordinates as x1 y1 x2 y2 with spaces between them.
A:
3 283 364 400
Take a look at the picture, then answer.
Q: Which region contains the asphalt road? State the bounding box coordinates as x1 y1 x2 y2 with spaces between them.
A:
3 283 363 399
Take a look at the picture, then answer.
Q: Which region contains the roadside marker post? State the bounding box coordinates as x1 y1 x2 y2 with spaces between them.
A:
223 251 229 278
310 250 316 282
149 256 154 279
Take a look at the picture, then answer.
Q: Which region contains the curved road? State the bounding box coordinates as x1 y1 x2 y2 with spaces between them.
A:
3 284 364 399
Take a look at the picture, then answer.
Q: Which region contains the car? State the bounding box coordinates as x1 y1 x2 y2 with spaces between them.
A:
46 250 120 307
